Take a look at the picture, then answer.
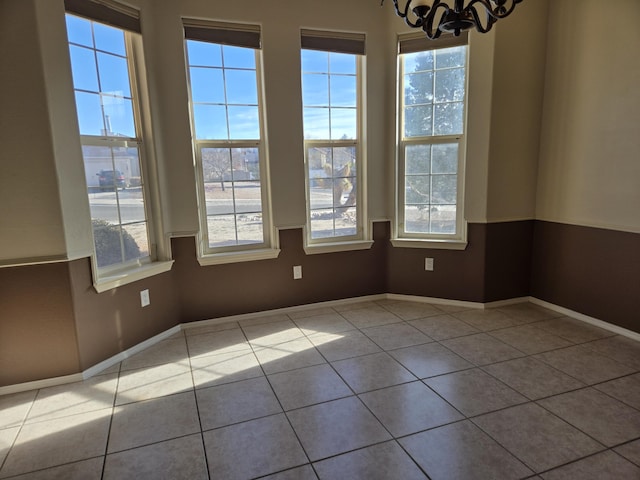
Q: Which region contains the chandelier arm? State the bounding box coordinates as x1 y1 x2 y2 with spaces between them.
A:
423 2 450 39
465 3 496 34
466 0 522 20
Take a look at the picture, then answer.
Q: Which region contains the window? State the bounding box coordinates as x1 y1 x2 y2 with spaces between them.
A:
396 34 468 246
184 21 275 262
301 30 367 248
65 2 155 275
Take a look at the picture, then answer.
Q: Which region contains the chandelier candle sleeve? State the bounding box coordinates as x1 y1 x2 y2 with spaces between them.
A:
382 0 523 39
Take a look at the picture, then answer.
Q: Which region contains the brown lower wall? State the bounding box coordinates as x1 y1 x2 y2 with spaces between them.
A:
68 258 181 371
2 219 637 388
0 262 80 386
531 221 640 332
174 222 389 323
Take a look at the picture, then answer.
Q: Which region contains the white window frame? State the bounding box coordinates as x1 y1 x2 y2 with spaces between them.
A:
393 33 469 250
184 20 278 265
301 30 372 254
65 5 172 291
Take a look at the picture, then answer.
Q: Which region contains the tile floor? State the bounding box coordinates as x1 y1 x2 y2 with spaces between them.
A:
1 299 640 479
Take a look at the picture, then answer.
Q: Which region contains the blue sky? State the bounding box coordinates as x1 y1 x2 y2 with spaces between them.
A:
66 15 359 142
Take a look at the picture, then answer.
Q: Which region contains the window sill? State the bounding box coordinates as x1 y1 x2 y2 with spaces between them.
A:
197 248 281 266
93 260 175 293
304 240 374 255
390 238 468 250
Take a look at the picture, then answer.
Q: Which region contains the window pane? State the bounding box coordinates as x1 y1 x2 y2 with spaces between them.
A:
435 68 465 103
432 175 457 204
222 45 255 69
187 40 222 67
228 106 260 139
404 105 433 138
303 108 330 139
404 206 430 233
405 51 433 73
207 215 237 247
330 75 356 107
193 104 228 139
119 189 146 224
431 205 457 233
93 22 126 56
66 15 93 47
310 209 335 239
75 91 104 135
405 72 433 105
302 74 329 106
330 108 357 140
102 95 135 137
330 53 356 74
406 145 431 174
308 147 331 176
233 181 262 214
97 52 131 97
202 148 232 214
226 69 258 105
435 47 465 69
434 102 463 136
405 175 430 205
301 50 328 73
334 207 357 236
230 147 260 181
310 181 334 209
122 222 149 259
189 67 225 104
333 147 356 174
432 143 458 173
69 45 99 92
236 214 264 244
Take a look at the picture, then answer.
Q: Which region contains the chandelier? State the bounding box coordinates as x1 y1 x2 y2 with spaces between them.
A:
383 0 523 39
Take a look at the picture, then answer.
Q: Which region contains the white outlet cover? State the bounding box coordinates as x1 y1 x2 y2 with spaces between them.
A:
140 289 150 307
425 258 434 271
293 265 303 279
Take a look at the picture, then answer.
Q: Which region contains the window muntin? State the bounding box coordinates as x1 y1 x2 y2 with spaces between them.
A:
302 49 362 241
398 44 468 239
66 13 151 271
186 39 271 252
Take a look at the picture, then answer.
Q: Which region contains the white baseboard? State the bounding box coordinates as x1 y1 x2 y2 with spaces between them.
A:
386 293 485 310
0 373 84 397
529 297 640 342
81 325 182 380
2 294 637 396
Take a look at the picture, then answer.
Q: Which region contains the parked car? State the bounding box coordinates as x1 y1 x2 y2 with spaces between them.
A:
97 169 126 191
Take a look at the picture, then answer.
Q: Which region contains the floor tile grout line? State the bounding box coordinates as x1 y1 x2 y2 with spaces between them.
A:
185 331 213 480
100 362 123 480
0 387 42 477
238 320 320 474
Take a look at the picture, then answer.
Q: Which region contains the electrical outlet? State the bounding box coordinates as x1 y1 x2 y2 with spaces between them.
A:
140 289 150 307
425 258 434 271
293 265 303 280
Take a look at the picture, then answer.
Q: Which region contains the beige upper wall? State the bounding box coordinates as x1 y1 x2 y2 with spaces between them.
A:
0 0 94 264
537 0 640 233
486 0 548 222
